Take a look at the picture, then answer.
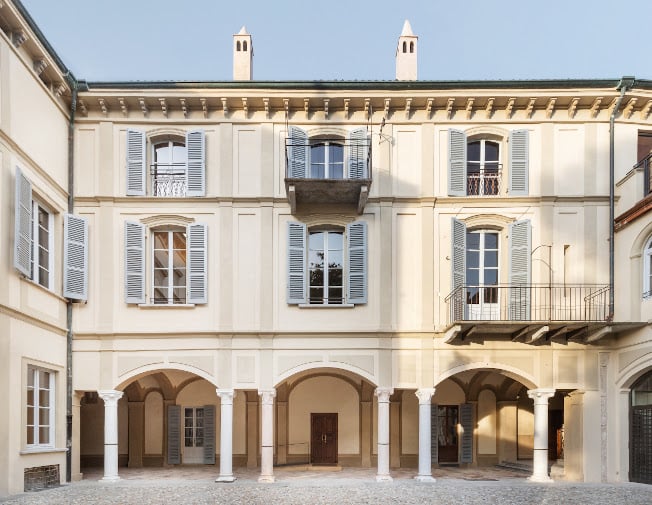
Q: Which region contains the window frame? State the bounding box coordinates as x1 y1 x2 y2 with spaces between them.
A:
151 227 188 305
31 199 54 290
150 138 188 197
26 366 55 448
309 139 345 179
465 229 500 308
308 228 345 305
466 139 502 196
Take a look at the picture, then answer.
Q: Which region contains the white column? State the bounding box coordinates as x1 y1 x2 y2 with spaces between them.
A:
375 387 393 482
98 390 124 481
415 388 436 482
527 388 555 482
216 389 236 482
258 389 276 483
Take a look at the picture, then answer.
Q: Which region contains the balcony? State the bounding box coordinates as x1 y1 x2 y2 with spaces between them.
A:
466 166 502 196
443 284 617 343
284 136 372 214
151 163 186 197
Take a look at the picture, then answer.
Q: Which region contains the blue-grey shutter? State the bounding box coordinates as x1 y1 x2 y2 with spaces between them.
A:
126 129 146 196
124 221 145 304
509 219 531 320
63 214 88 301
186 129 206 197
288 126 308 178
203 405 216 464
460 403 474 464
167 405 181 465
348 127 368 179
509 129 529 196
431 403 439 464
448 129 467 196
187 223 207 304
451 218 467 321
287 222 307 304
14 167 32 277
347 221 367 304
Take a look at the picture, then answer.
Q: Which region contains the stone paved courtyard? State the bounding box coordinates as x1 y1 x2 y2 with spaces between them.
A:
2 466 652 504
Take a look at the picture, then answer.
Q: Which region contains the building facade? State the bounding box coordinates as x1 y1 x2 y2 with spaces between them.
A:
2 0 652 496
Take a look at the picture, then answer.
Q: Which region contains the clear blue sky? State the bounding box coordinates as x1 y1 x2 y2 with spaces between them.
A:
20 0 651 82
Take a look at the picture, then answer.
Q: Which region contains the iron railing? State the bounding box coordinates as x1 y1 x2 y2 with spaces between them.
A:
285 137 372 180
151 163 186 197
636 152 652 196
466 165 502 196
445 284 610 324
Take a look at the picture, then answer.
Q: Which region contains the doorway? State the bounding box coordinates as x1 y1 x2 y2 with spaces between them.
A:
183 407 205 464
310 413 338 465
438 405 459 463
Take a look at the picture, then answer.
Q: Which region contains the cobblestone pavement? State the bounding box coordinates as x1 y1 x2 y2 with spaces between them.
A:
2 467 652 505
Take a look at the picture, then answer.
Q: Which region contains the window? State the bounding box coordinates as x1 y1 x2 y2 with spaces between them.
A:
152 140 188 197
287 127 369 180
309 230 344 304
288 221 367 306
126 129 205 197
125 221 207 305
26 367 54 447
31 201 53 289
184 407 204 448
466 230 499 318
644 238 652 298
448 129 528 197
14 167 89 300
467 140 500 195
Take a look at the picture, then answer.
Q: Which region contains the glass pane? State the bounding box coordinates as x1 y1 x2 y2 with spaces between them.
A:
329 144 343 164
467 141 481 162
484 286 498 303
467 233 480 250
38 226 49 249
38 207 49 228
173 250 186 269
39 390 50 408
331 163 344 179
328 287 343 304
484 233 499 249
484 141 499 161
484 269 498 285
153 288 168 303
154 251 169 269
155 144 171 165
172 144 187 164
327 232 343 250
185 408 192 418
485 251 498 268
328 268 343 287
328 251 343 270
39 407 50 425
195 437 204 447
467 250 479 268
154 269 169 285
467 162 480 175
39 247 49 269
173 288 186 304
39 371 50 388
27 389 34 406
27 406 34 425
196 408 204 417
309 268 323 287
467 269 479 286
309 250 324 270
173 269 186 287
173 232 187 250
39 427 49 444
153 232 169 249
309 287 323 304
467 287 479 304
311 164 325 179
27 426 34 445
309 232 324 249
311 144 325 163
28 370 34 387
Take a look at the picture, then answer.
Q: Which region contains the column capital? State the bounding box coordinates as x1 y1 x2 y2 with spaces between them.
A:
415 388 436 404
216 388 236 404
98 390 124 406
375 387 394 402
527 388 556 403
258 389 276 405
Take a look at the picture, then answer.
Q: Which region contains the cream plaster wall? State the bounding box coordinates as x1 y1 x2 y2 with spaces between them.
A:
144 392 163 454
477 389 497 455
401 391 418 455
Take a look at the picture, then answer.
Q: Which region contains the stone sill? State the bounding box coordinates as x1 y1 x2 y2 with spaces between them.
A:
138 304 196 309
20 447 67 455
298 304 355 309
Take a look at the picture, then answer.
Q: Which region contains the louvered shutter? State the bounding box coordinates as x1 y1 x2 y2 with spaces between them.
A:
63 214 88 301
431 403 439 464
186 129 206 197
167 405 181 465
509 219 531 320
348 127 368 179
203 405 216 464
124 221 145 304
187 223 207 304
347 221 367 304
509 129 529 196
14 167 32 277
451 218 467 321
448 129 467 196
126 129 146 196
288 126 308 178
460 403 474 464
287 222 307 304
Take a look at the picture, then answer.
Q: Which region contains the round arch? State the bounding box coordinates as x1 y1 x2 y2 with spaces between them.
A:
435 361 538 390
274 362 378 388
114 363 219 391
616 351 652 389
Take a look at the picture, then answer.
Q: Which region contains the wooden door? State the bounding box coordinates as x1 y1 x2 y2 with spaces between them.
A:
311 413 338 465
437 406 459 463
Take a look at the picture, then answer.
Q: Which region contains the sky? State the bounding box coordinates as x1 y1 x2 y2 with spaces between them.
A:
19 0 652 83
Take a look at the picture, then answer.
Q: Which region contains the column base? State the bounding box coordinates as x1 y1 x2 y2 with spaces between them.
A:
258 475 275 483
527 475 553 483
375 474 393 482
414 475 436 482
216 475 236 483
100 476 121 482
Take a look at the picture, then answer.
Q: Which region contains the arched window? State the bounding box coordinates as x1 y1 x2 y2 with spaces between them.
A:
402 41 407 53
644 238 652 298
152 139 188 196
243 40 248 52
467 139 501 195
236 41 241 51
466 229 499 319
309 227 344 305
310 138 344 179
409 41 414 53
152 227 187 304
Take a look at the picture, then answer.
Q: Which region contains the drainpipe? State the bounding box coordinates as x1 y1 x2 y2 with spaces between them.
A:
65 74 78 483
609 76 635 321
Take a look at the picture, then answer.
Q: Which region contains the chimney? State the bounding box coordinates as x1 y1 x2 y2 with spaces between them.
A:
233 26 253 80
395 20 417 81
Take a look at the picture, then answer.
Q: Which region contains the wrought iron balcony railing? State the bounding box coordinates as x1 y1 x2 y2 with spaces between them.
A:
466 167 502 196
151 163 187 197
445 284 610 324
